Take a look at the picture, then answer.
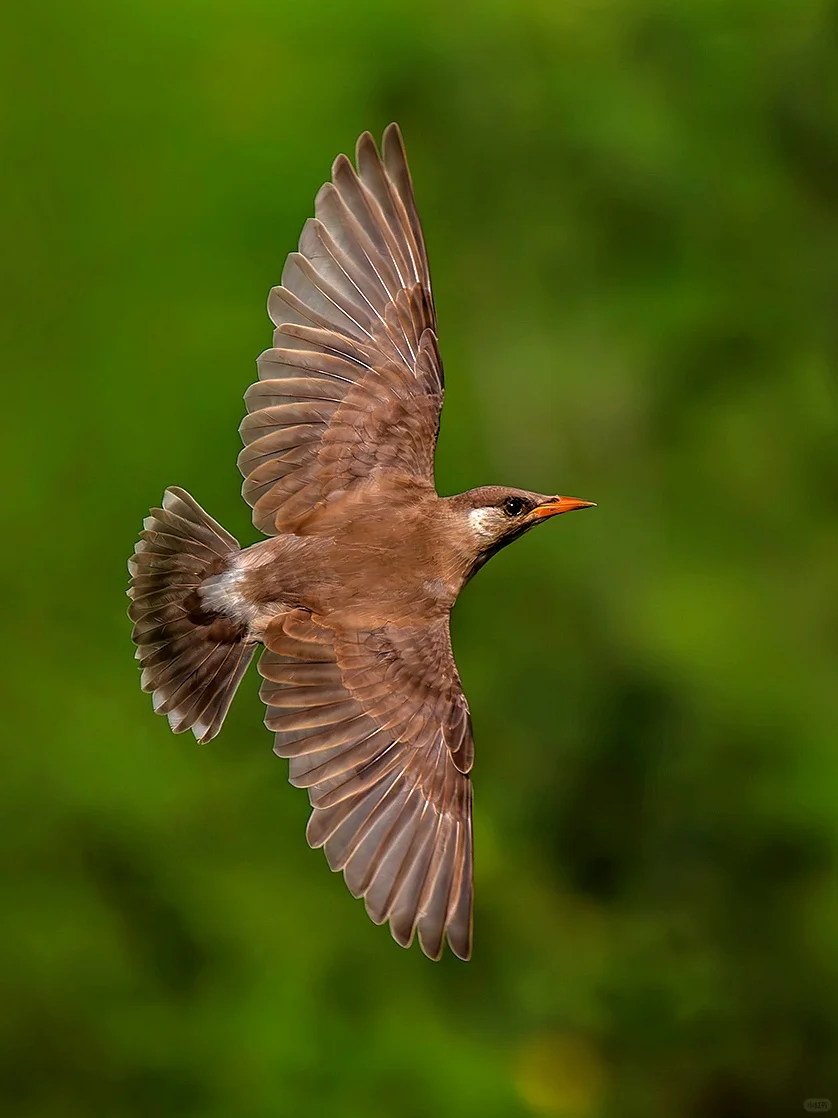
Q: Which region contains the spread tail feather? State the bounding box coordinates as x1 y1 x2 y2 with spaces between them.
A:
127 487 255 743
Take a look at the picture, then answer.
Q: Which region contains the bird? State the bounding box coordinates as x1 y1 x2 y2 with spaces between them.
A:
127 124 594 961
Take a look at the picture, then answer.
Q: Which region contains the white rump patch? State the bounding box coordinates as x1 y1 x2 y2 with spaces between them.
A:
200 567 258 623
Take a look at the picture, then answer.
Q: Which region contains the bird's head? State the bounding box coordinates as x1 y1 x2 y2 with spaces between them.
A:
447 485 595 583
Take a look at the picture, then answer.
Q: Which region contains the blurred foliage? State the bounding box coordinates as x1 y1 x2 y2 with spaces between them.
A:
2 0 838 1115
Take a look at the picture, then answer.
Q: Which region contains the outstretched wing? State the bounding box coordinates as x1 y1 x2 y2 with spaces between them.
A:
240 124 443 536
259 610 474 960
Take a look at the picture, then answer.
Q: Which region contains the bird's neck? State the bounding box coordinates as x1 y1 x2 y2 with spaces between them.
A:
431 494 494 596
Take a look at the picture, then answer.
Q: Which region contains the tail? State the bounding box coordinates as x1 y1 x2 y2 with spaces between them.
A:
127 487 255 743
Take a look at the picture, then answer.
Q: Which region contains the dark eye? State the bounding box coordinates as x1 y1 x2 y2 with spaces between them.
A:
501 496 527 517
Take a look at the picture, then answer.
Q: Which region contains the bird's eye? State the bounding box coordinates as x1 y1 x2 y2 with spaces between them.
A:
501 496 527 517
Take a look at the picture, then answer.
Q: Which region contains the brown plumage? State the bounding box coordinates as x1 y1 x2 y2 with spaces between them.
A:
128 124 594 960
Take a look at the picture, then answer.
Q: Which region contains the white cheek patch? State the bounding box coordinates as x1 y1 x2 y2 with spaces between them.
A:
468 508 501 539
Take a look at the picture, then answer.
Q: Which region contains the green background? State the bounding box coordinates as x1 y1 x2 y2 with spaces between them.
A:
3 1 838 1115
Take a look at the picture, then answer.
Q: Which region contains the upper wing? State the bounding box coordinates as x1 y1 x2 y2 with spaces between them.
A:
240 124 443 536
259 610 474 960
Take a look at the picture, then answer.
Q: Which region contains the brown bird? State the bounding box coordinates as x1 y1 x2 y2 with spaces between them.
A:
128 125 594 961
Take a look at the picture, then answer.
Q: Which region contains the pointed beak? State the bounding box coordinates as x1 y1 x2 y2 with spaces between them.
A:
531 495 597 520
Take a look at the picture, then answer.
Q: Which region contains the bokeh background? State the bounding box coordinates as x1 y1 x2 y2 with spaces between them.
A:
3 1 838 1115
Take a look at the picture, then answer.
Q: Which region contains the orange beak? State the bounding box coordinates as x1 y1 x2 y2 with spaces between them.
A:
531 495 597 520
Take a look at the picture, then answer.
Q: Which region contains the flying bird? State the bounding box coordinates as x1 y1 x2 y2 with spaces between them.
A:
128 125 594 960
